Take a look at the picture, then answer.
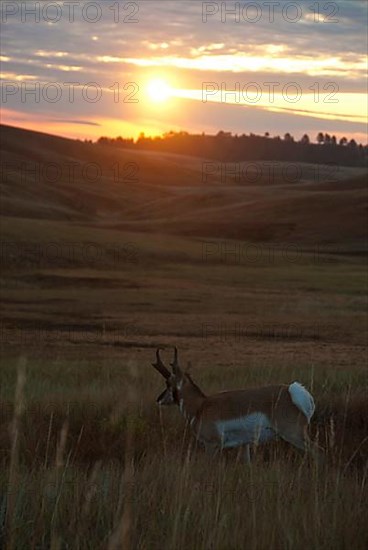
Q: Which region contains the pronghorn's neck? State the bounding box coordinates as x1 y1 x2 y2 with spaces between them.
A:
177 374 205 422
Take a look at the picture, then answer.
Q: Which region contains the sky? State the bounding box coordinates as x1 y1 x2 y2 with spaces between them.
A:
1 0 367 143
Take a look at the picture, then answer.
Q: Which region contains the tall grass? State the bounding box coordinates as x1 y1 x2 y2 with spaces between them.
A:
1 357 367 549
5 358 26 550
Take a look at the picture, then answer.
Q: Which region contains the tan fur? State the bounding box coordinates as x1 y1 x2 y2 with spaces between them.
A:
153 349 321 461
178 379 309 449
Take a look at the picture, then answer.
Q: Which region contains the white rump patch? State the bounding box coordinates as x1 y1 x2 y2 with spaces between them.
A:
288 382 315 422
216 413 275 449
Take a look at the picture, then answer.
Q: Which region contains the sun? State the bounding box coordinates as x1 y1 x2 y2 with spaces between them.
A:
146 78 172 103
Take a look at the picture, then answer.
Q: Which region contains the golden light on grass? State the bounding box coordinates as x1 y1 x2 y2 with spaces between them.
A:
146 78 172 104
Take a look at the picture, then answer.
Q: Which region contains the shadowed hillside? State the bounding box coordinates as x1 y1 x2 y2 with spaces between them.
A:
1 124 367 247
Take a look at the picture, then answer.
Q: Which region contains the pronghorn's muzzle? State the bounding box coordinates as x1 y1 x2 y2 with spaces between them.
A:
156 387 175 405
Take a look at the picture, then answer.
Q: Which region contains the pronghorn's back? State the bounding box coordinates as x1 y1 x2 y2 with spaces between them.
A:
198 382 315 423
199 384 288 417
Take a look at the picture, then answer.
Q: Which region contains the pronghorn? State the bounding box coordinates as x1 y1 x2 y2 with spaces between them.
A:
152 347 320 462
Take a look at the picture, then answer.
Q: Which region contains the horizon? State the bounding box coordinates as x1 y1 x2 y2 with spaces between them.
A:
1 1 367 143
4 122 367 148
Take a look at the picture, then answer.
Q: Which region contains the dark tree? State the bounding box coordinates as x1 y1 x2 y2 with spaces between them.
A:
301 134 310 145
316 132 324 144
96 130 367 168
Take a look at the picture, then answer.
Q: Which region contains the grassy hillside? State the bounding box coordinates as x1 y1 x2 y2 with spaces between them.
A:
0 125 367 548
1 124 367 245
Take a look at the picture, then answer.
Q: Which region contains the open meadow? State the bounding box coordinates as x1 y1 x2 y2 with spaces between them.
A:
0 126 367 549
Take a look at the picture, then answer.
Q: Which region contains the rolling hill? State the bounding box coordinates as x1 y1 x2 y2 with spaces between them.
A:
1 124 367 247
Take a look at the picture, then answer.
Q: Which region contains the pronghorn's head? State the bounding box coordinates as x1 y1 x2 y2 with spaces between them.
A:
152 347 185 406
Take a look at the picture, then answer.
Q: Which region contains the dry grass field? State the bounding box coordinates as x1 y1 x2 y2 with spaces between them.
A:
0 125 367 549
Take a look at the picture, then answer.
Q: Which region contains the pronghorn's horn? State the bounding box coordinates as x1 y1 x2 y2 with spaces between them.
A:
152 348 171 379
170 346 180 374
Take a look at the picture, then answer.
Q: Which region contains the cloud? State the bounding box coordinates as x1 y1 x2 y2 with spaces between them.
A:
1 0 366 141
51 119 101 126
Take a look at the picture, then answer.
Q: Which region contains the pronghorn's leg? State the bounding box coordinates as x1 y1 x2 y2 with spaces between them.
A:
303 433 325 463
278 421 323 462
243 444 251 464
204 442 219 458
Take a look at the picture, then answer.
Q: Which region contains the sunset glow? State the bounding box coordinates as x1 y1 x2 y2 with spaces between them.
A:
1 1 367 142
146 78 172 104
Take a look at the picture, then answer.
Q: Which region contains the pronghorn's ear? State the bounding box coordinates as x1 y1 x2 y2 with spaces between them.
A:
170 346 183 376
152 348 171 379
